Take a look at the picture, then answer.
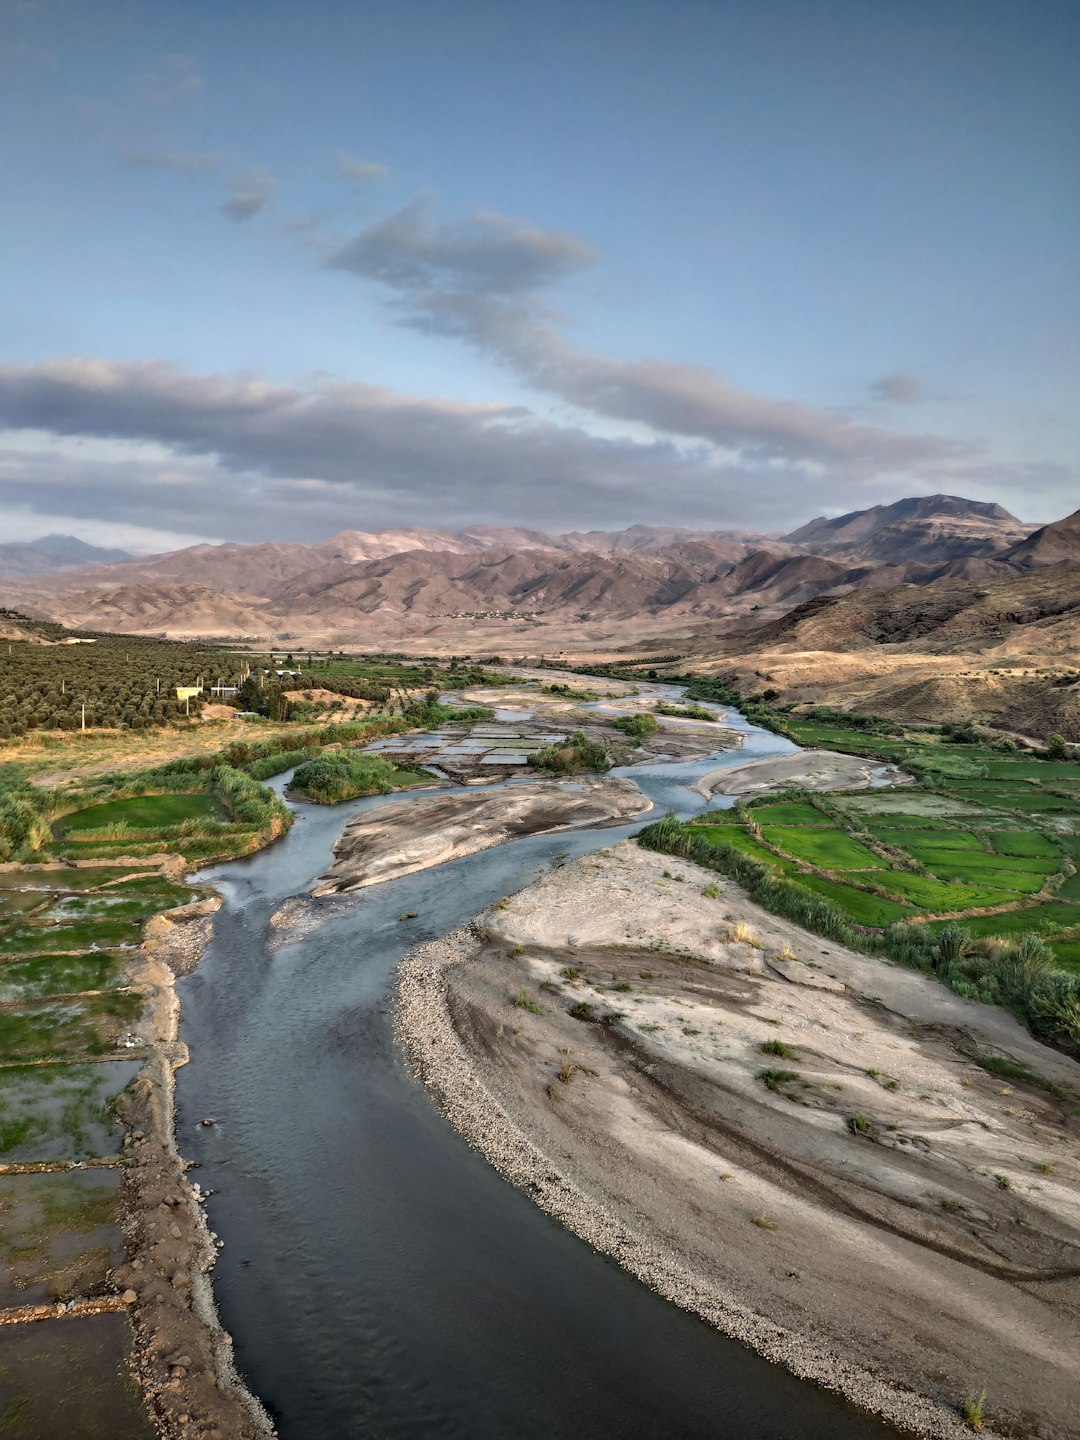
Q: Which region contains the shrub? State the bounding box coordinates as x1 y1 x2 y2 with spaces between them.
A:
290 751 398 805
529 730 610 775
611 713 660 738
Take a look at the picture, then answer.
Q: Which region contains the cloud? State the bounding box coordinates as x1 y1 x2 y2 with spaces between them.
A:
138 54 203 107
222 172 278 222
0 358 1068 543
326 202 963 474
120 148 222 174
328 197 598 295
0 356 883 540
335 149 389 182
870 373 927 404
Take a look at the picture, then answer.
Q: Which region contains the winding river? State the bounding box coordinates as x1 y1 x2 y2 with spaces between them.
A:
176 687 899 1439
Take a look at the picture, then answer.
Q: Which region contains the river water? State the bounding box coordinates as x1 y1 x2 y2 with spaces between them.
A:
176 687 898 1439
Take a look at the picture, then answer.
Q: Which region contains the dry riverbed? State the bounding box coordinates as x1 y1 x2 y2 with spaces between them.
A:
397 842 1080 1440
312 777 651 894
694 747 910 797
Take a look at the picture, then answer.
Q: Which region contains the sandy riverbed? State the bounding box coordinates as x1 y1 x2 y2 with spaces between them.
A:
397 842 1080 1440
312 776 651 894
694 747 910 797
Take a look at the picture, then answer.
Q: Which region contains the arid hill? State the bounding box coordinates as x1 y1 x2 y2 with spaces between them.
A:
681 564 1080 739
1003 506 1080 569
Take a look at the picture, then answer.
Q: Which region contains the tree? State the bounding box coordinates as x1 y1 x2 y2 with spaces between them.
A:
1046 734 1068 760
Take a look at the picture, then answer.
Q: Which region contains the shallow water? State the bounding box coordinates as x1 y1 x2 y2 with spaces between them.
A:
176 684 897 1439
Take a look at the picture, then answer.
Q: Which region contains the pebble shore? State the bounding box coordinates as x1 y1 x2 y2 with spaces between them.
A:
396 926 991 1440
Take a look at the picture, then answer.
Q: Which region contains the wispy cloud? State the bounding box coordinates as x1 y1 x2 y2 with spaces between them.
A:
0 357 1066 537
870 373 927 404
120 148 222 174
137 53 203 108
222 171 278 222
335 148 389 182
326 200 961 474
328 197 598 294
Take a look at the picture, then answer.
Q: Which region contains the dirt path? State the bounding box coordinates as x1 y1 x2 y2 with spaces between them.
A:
397 842 1080 1440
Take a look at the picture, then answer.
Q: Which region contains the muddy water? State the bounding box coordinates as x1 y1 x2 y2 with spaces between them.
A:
176 688 898 1439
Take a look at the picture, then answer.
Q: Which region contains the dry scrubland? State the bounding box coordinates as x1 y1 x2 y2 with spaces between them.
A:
399 842 1080 1439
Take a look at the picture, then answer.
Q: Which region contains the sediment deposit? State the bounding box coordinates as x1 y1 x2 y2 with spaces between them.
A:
313 776 652 894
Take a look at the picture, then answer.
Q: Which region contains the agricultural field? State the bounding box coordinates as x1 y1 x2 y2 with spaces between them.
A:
658 716 1080 1039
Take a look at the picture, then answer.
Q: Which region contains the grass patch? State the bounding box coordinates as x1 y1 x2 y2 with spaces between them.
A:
58 792 226 833
0 952 127 1003
0 992 145 1061
759 826 884 871
0 918 140 956
975 1056 1068 1098
759 1039 795 1057
758 1067 800 1091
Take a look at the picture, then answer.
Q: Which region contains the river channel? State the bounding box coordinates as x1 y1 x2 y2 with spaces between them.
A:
176 685 899 1439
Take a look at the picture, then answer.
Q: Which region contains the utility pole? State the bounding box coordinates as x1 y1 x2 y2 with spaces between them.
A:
81 703 86 733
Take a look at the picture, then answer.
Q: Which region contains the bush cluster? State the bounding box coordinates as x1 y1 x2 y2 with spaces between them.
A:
529 730 610 774
289 751 399 804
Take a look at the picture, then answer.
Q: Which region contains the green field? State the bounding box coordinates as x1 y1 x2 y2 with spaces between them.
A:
871 871 1016 910
0 992 145 1062
870 828 985 852
923 902 1080 938
916 856 1048 892
1050 939 1080 971
759 826 884 871
748 800 827 826
786 876 917 926
58 792 228 833
693 827 792 867
989 830 1063 860
0 918 141 956
0 951 127 1002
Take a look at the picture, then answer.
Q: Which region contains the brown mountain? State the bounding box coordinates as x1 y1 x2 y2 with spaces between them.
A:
1002 507 1080 569
784 494 1031 563
2 498 1070 669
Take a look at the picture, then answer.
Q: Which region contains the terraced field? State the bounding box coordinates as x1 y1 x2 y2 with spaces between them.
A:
652 720 1080 1047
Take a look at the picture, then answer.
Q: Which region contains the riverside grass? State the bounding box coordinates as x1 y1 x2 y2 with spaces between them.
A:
637 814 1080 1050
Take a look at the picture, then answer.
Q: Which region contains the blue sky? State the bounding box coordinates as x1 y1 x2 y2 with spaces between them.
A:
0 0 1076 549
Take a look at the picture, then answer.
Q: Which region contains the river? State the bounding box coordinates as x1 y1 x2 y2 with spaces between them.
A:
175 685 899 1439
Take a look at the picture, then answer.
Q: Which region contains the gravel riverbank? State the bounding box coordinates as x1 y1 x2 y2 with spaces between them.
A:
396 845 1080 1440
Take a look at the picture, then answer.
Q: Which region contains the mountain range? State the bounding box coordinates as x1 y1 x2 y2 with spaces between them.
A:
4 494 1078 736
0 494 1059 642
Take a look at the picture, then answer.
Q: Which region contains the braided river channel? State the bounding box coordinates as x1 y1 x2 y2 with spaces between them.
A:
176 683 898 1440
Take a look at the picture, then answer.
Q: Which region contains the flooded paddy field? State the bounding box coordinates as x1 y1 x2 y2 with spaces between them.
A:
0 1062 141 1163
0 1312 153 1439
0 1168 122 1306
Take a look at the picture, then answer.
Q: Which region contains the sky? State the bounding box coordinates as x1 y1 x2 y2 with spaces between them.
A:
0 0 1077 552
